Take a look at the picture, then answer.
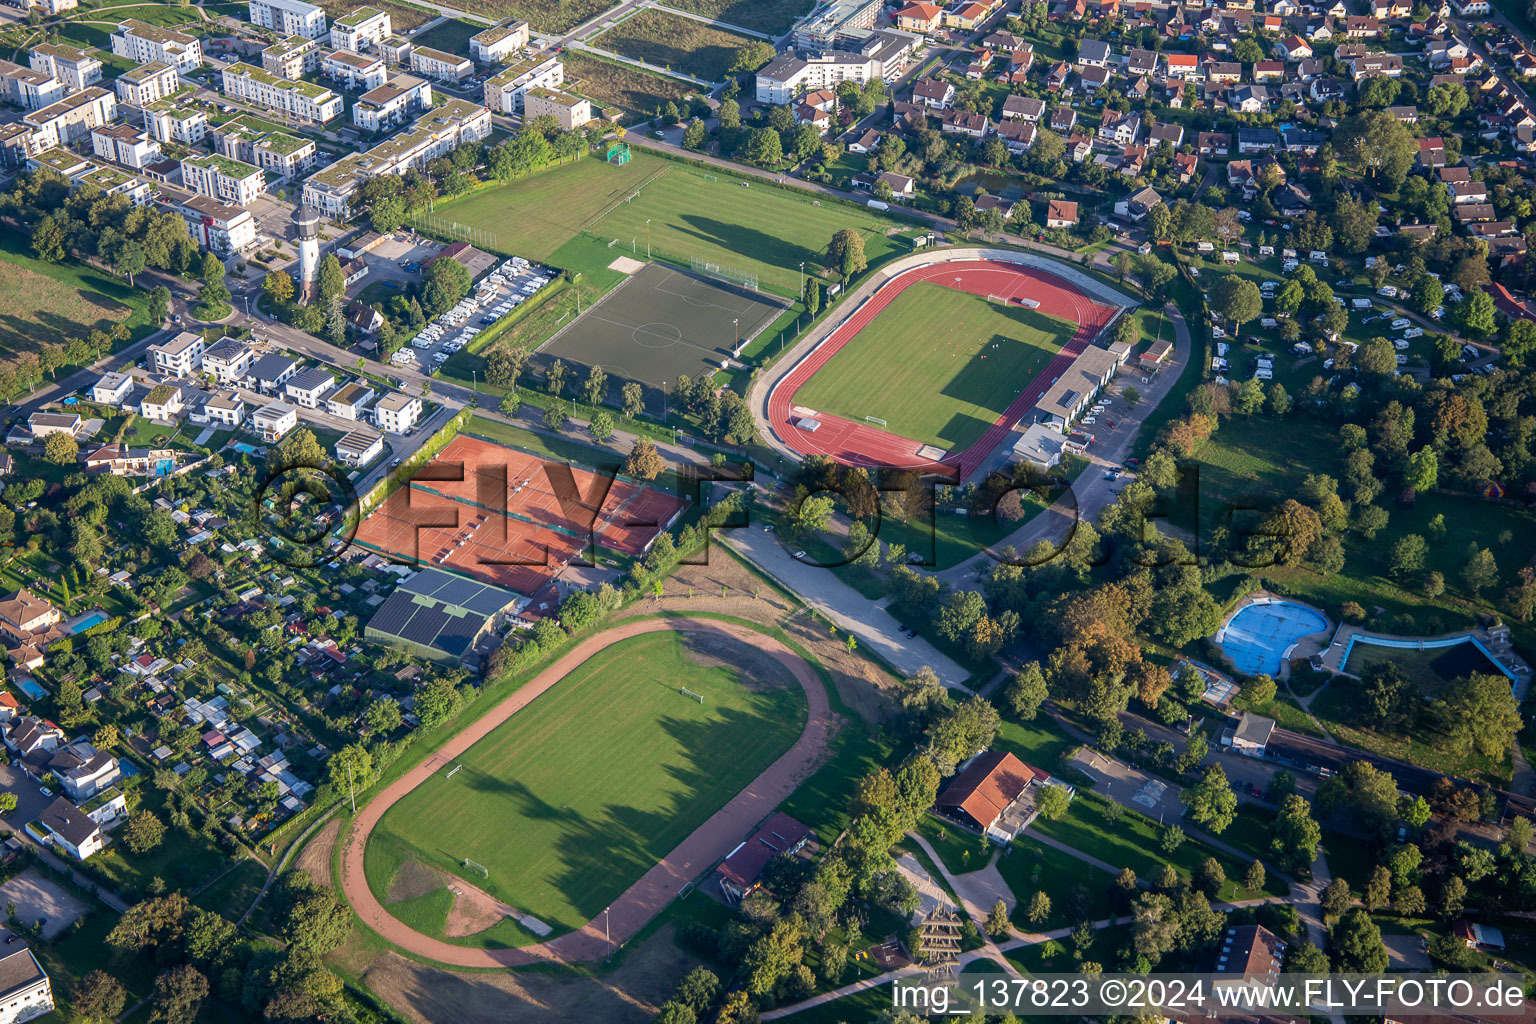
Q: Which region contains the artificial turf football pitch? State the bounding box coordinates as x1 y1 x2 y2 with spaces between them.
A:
790 280 1076 453
366 630 806 938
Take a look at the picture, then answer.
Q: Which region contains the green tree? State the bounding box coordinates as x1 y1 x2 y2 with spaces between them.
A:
987 899 1011 937
746 126 783 167
70 970 127 1024
361 697 401 736
317 254 345 305
1005 662 1048 720
1443 673 1521 758
1181 765 1238 833
1461 547 1499 599
44 432 78 465
147 965 207 1024
1329 908 1390 973
263 269 294 305
124 810 166 854
1388 534 1427 580
421 257 470 318
589 410 614 441
1457 289 1496 337
825 228 867 281
1270 794 1321 872
621 382 644 418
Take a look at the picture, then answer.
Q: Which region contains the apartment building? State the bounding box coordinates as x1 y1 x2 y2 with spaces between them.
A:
222 61 342 122
90 124 160 169
149 331 206 377
181 152 265 206
143 94 208 145
153 186 256 253
409 45 472 82
22 87 116 151
111 20 203 72
0 60 65 111
469 19 529 64
29 152 152 203
523 88 590 130
483 50 561 113
202 337 254 383
0 946 52 1024
352 73 431 131
261 35 320 79
252 402 298 442
113 61 178 107
321 48 386 90
373 391 421 433
302 97 490 215
248 0 327 39
211 117 316 179
29 43 101 92
755 50 880 104
329 6 391 53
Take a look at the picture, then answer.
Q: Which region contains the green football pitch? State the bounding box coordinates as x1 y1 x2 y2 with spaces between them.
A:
419 150 906 295
366 630 806 939
791 281 1077 453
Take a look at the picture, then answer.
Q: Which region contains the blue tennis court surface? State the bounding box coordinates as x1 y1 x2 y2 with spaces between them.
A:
1217 601 1330 677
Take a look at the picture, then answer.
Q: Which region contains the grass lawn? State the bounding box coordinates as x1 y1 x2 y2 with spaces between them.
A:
192 858 268 921
0 233 153 369
1322 829 1379 896
560 51 698 119
87 790 232 897
421 151 657 261
659 0 811 32
1032 790 1288 902
410 17 481 52
593 9 755 83
792 281 1074 453
995 836 1114 930
366 629 807 937
1342 638 1503 695
428 152 907 298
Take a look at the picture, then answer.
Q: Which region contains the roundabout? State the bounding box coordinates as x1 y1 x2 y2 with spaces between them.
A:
337 616 833 968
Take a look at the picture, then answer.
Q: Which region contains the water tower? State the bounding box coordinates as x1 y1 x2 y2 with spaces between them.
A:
292 205 321 300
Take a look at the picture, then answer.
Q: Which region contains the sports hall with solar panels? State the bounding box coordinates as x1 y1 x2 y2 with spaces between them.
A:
363 567 521 665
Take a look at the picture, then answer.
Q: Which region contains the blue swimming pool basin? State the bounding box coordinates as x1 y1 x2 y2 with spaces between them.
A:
1216 600 1331 677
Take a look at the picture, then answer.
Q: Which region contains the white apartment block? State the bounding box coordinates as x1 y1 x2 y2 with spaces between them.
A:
0 60 65 112
29 44 102 92
211 117 316 179
149 331 205 377
222 62 342 122
113 61 178 107
252 402 298 442
321 48 386 90
202 338 254 383
28 151 152 204
152 185 257 254
755 50 880 105
524 88 590 130
469 19 529 64
410 45 472 82
352 73 431 131
303 97 489 215
373 391 421 433
143 95 208 145
90 124 160 169
261 35 320 79
22 87 116 151
483 50 561 113
111 20 203 73
0 946 52 1024
330 6 392 53
181 152 266 206
248 0 327 40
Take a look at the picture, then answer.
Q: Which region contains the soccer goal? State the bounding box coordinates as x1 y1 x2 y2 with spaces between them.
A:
680 687 704 703
865 415 887 427
444 764 462 779
464 858 489 879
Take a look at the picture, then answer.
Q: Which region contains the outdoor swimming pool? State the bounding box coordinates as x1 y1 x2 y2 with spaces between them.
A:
71 612 107 632
1215 600 1331 677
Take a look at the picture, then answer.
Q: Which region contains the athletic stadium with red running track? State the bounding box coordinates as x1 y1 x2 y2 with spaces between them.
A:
769 259 1118 478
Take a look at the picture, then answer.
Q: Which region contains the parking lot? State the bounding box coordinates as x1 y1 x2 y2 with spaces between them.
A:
390 257 555 374
0 869 88 940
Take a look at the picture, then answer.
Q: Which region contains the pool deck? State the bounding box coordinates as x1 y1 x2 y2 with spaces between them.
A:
1319 622 1532 697
1213 590 1333 679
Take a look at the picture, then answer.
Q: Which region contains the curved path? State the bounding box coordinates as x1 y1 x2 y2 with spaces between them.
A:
759 252 1122 479
338 616 833 968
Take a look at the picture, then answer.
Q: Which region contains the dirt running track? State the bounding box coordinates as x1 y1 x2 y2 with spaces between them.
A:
339 617 832 968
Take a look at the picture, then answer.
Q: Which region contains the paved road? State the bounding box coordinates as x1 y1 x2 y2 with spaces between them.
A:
721 528 971 688
337 617 832 967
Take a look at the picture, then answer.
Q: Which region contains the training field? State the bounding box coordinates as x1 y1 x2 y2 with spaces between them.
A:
531 263 787 413
366 630 806 940
792 280 1077 453
423 151 907 296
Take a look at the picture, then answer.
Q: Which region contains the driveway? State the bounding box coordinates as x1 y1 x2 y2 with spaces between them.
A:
721 528 970 688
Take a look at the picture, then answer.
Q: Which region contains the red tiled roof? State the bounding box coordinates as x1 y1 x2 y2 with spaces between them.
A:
936 751 1043 828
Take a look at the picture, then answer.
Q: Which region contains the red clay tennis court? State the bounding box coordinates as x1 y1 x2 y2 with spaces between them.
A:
768 259 1117 479
352 435 688 594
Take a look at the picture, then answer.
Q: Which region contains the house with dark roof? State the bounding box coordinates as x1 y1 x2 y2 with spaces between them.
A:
715 812 813 902
35 796 104 860
0 946 52 1022
1213 924 1285 988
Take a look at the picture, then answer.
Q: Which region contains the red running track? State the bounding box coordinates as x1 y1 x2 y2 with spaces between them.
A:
769 259 1117 479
